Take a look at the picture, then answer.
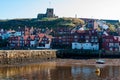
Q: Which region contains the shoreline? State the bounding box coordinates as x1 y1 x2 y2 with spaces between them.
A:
55 58 120 66
1 58 120 67
0 50 120 67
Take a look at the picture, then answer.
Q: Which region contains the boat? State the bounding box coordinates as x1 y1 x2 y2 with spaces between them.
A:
96 59 105 64
96 50 105 64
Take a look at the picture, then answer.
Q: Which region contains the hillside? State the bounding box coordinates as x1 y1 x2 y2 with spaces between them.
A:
0 18 85 30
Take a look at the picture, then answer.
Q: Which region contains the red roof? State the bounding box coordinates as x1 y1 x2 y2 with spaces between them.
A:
46 35 53 39
23 35 29 40
38 33 45 38
18 36 21 40
30 35 35 40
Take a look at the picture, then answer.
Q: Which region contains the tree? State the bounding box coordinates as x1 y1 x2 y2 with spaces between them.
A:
108 24 116 32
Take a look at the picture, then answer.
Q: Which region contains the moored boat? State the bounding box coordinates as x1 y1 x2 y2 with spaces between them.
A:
96 59 105 64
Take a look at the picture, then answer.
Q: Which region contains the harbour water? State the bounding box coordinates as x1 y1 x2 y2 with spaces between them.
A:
0 59 120 80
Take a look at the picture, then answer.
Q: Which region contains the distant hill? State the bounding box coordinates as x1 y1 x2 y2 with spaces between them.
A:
0 18 84 30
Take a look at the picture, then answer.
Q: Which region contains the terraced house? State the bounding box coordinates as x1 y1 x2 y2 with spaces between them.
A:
72 30 99 50
0 18 119 52
8 27 53 49
52 27 99 50
102 35 120 52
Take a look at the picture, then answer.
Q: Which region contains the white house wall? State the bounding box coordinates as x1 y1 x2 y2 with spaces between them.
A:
2 34 9 39
72 43 81 49
30 40 36 46
72 42 99 50
83 43 91 49
91 44 99 50
72 43 75 49
45 44 50 48
15 32 22 36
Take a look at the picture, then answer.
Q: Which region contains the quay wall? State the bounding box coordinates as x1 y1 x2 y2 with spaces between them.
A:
0 50 57 65
57 49 120 58
0 49 120 65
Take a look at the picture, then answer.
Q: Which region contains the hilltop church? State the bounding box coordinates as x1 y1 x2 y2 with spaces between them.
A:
37 8 58 19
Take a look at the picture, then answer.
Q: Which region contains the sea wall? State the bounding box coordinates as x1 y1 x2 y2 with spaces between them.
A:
0 50 57 65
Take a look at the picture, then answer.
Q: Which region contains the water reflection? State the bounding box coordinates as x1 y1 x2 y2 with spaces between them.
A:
0 62 57 80
0 61 120 80
95 68 100 76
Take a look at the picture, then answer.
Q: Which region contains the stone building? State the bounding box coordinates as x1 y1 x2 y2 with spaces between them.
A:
37 8 58 19
46 8 54 18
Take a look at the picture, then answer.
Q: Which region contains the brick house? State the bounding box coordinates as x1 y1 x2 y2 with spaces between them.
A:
52 27 99 50
102 35 120 51
72 30 99 50
8 33 52 49
52 27 73 49
9 36 19 49
36 33 52 48
80 18 97 29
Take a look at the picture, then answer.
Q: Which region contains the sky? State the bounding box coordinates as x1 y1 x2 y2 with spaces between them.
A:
0 0 120 20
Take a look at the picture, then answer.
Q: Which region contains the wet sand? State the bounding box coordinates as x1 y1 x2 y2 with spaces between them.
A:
1 58 120 67
55 59 120 66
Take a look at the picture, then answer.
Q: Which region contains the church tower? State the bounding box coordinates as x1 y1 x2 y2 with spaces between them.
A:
46 8 54 18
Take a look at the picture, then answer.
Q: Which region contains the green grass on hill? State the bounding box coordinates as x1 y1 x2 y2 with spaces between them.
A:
0 17 84 30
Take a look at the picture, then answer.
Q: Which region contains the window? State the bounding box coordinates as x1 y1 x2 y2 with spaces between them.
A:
115 48 118 51
45 38 47 40
95 36 97 38
106 39 109 42
74 39 78 42
91 39 94 42
66 42 69 44
59 32 63 34
20 37 23 40
62 39 66 41
74 36 78 38
11 44 15 47
41 41 44 44
95 39 98 42
35 37 39 40
91 36 94 39
85 36 89 39
110 39 113 42
92 30 94 33
114 43 119 47
59 40 62 42
110 48 113 51
63 36 66 38
49 9 52 12
109 43 113 47
86 40 89 42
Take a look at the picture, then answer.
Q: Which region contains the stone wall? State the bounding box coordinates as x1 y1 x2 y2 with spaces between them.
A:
0 49 120 65
0 50 57 65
